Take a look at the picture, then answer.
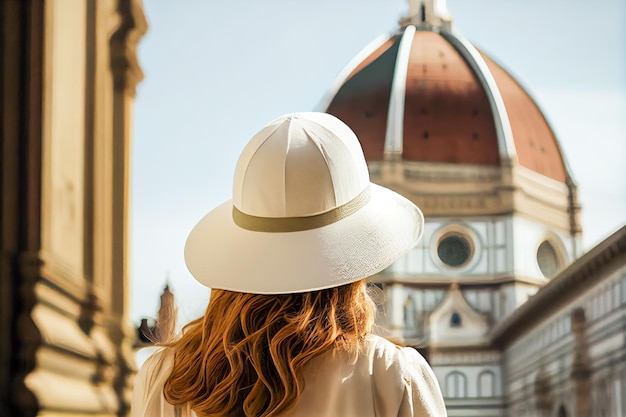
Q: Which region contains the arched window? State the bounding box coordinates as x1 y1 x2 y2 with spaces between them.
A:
445 371 467 398
477 370 495 397
450 311 462 327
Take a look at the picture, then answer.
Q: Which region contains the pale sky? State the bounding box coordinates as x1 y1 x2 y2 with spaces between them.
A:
130 0 626 325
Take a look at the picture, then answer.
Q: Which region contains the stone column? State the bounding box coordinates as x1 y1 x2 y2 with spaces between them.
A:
109 1 148 415
570 307 591 417
0 0 147 416
1 0 45 415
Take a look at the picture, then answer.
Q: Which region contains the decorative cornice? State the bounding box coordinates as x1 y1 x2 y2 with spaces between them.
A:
491 225 626 347
375 274 547 287
372 160 575 228
416 193 511 214
15 252 44 416
430 350 501 366
110 0 148 96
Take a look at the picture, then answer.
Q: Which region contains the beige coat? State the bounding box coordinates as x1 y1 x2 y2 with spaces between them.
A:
131 334 447 417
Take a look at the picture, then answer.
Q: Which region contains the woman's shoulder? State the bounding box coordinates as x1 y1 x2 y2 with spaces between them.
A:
132 347 180 417
361 335 448 416
133 348 175 401
138 347 175 378
362 334 425 366
362 334 437 381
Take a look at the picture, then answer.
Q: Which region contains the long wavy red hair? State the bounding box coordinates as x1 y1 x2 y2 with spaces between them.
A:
163 279 375 417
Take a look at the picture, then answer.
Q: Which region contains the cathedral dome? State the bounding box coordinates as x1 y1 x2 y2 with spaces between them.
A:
321 2 570 182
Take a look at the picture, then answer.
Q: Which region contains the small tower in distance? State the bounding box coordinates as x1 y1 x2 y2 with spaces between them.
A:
136 280 177 346
156 283 176 342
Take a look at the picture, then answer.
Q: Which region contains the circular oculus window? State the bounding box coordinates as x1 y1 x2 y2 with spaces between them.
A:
437 233 473 267
537 240 560 278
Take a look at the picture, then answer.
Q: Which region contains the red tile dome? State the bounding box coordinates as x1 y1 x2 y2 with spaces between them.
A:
322 20 570 182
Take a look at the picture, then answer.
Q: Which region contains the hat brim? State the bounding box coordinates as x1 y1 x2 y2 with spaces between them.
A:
184 183 423 294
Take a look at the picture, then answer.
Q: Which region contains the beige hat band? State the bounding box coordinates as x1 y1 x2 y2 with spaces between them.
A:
232 186 371 233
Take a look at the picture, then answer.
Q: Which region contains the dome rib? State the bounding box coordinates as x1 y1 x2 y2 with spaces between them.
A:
384 24 416 158
441 30 517 164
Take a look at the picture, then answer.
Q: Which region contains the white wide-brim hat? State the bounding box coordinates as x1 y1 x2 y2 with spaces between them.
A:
185 112 424 294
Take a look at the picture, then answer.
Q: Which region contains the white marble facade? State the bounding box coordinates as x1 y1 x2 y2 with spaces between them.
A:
376 214 576 338
370 216 625 417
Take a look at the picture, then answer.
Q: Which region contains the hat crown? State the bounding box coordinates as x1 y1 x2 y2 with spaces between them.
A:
233 113 370 218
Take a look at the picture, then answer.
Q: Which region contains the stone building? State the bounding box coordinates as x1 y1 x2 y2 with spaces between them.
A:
1 0 146 415
321 0 626 416
493 228 626 417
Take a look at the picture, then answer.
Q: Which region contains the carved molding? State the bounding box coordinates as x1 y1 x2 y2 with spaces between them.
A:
430 350 501 366
416 192 513 216
14 252 44 417
26 280 123 415
39 249 86 298
371 160 576 230
110 0 148 96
